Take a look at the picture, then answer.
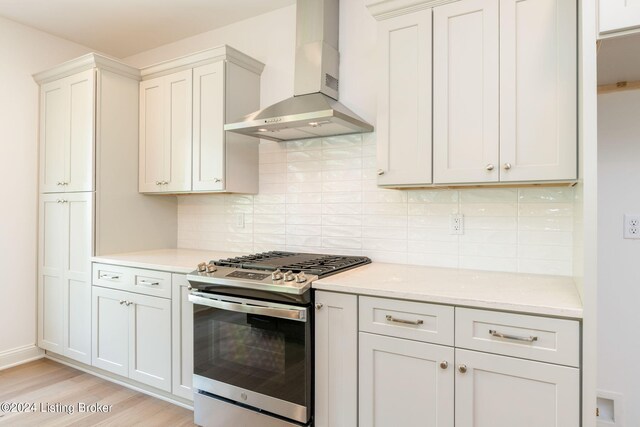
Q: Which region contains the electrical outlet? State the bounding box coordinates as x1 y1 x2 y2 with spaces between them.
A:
623 214 640 239
236 213 245 228
449 214 464 235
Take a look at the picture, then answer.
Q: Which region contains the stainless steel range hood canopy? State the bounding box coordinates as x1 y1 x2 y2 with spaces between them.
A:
223 0 373 142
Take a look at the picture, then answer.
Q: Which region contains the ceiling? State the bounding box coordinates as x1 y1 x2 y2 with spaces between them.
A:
0 0 295 58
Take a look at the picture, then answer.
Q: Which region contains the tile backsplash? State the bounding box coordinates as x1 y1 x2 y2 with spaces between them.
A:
178 133 574 276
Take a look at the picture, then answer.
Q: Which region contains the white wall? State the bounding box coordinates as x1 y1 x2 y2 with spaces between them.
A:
598 90 640 426
0 16 92 364
126 0 576 276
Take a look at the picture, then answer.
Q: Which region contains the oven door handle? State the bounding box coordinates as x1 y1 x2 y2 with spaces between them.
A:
188 294 308 322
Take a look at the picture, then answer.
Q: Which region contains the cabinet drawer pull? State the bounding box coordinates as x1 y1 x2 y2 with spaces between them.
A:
385 315 423 326
100 273 120 280
139 279 160 286
377 169 385 176
489 329 538 343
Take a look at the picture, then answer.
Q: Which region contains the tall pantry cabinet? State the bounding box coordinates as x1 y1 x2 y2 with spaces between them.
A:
34 54 177 364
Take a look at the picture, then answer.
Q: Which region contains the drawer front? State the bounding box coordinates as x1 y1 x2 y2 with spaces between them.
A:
92 263 171 299
359 296 454 346
455 308 580 367
93 263 131 291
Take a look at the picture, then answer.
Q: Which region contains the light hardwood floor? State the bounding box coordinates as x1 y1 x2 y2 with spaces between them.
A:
0 358 195 426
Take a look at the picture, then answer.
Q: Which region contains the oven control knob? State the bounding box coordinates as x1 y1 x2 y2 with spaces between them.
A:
272 269 284 281
295 272 307 283
197 262 207 272
206 263 217 273
283 271 295 282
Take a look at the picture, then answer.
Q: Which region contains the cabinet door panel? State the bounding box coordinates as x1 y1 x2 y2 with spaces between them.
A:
66 70 95 192
359 332 454 427
129 292 172 391
433 0 499 184
193 62 225 191
499 0 576 182
164 70 193 193
92 286 129 377
455 349 579 427
38 195 66 351
314 291 357 427
377 9 432 186
139 79 165 193
600 0 640 34
172 274 194 400
40 81 67 193
63 193 93 363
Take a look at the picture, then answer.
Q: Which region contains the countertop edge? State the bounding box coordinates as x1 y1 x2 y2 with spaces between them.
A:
91 256 193 274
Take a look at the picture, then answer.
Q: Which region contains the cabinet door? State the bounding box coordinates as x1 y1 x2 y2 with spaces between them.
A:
455 349 580 427
63 192 93 364
92 286 129 377
359 332 454 427
128 292 172 392
314 291 357 427
65 69 95 192
600 0 640 35
377 9 432 186
164 70 193 193
499 0 576 182
139 77 166 193
193 62 225 192
40 79 67 193
172 274 194 400
433 0 499 184
38 195 66 351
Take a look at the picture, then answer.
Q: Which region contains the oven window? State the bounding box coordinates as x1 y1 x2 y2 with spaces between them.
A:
193 302 309 407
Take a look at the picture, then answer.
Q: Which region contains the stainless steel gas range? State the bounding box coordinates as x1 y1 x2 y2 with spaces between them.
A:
186 251 371 427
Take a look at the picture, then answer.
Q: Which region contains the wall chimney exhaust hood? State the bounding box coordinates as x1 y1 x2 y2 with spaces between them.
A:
223 0 373 142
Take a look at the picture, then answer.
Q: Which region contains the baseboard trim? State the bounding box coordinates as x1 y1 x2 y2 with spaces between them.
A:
44 353 194 411
0 345 45 371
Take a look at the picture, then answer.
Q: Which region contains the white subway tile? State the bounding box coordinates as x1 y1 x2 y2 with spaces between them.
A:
363 238 407 252
408 190 459 204
286 235 322 247
460 256 518 273
287 150 323 162
322 180 362 192
323 226 362 237
322 169 363 182
322 215 363 226
460 188 518 203
322 191 362 203
407 253 459 269
321 237 363 250
321 203 362 215
363 190 408 203
287 139 323 151
362 226 407 239
518 187 575 203
322 158 363 171
287 160 323 172
286 215 322 225
286 193 322 204
253 203 286 214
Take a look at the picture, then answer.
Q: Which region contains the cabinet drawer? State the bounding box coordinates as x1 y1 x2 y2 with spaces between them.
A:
359 296 454 346
92 263 171 299
455 308 580 367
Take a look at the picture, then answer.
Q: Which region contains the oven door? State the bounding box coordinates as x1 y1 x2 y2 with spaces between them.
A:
189 292 311 424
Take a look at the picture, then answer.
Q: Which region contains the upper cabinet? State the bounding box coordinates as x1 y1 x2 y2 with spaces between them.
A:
40 69 95 193
371 0 577 187
599 0 640 37
139 46 264 194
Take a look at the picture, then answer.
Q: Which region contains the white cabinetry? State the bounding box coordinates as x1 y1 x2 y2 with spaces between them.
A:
39 69 94 193
38 192 93 364
314 291 358 427
139 46 263 194
92 284 172 392
455 349 579 426
139 70 193 193
359 332 454 427
376 9 432 186
599 0 640 37
172 274 194 400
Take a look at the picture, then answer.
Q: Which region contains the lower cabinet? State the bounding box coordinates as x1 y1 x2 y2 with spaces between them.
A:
314 291 358 427
92 286 171 392
454 349 580 427
171 274 194 400
359 332 454 427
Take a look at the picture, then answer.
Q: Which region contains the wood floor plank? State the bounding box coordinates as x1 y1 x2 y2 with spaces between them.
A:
0 359 195 426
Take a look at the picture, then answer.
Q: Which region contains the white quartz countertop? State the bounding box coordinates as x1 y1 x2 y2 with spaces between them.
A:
91 248 246 274
314 263 583 319
92 249 583 318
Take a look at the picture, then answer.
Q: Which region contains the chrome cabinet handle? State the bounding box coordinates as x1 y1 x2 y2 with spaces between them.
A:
489 329 538 342
440 361 449 370
139 280 160 286
163 181 169 185
214 178 222 183
486 164 495 171
315 303 323 310
125 301 133 306
377 169 385 176
458 364 467 374
56 199 68 203
503 163 512 170
385 315 424 326
119 300 126 305
100 273 120 280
